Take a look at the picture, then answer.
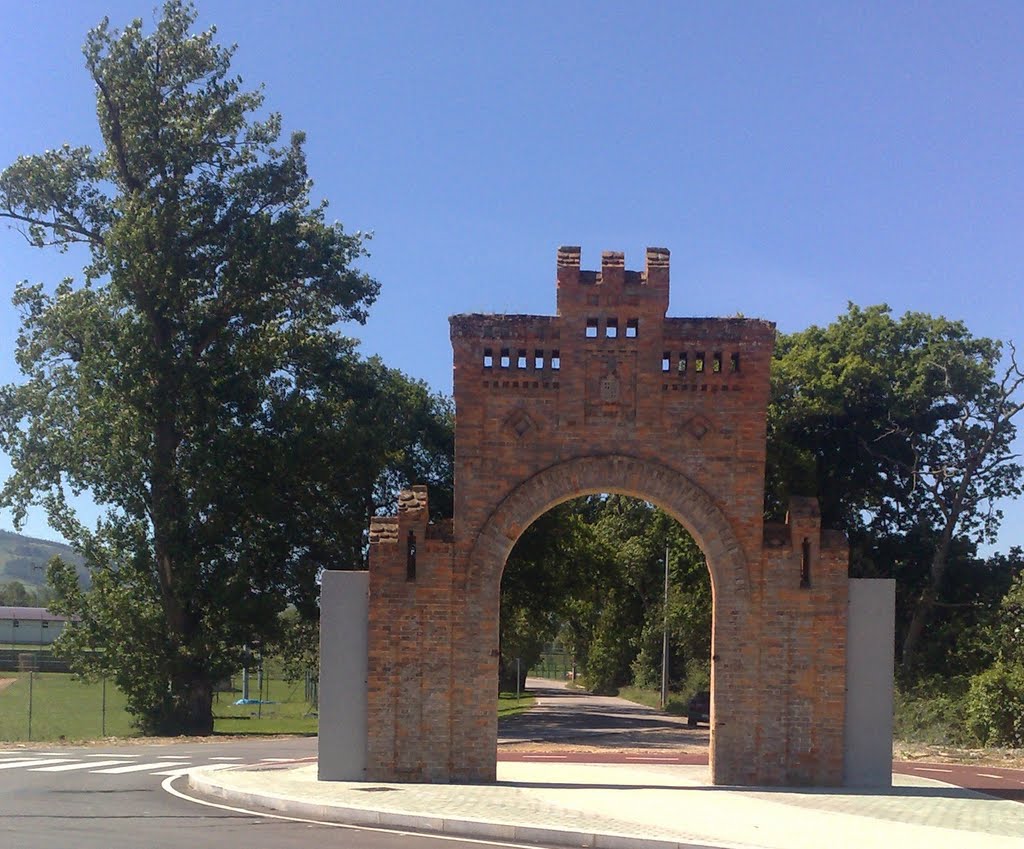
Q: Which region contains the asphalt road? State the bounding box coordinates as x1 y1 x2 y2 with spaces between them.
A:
0 738 543 849
4 684 1023 849
499 677 709 751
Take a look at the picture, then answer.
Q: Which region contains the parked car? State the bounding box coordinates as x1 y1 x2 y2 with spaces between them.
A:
686 690 710 726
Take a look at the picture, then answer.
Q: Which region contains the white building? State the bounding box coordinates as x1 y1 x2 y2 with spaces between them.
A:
0 606 71 646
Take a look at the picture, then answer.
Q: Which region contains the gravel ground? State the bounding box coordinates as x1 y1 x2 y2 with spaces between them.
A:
893 740 1024 769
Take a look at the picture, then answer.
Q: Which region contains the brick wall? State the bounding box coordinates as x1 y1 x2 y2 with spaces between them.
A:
363 248 850 786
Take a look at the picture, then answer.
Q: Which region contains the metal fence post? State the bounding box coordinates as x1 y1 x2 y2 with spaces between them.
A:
27 671 33 741
102 677 107 737
257 661 263 720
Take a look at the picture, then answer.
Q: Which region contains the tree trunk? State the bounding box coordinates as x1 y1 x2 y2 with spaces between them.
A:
156 672 214 736
901 524 955 670
901 586 935 670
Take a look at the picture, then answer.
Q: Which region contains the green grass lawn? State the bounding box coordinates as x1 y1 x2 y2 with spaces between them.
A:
0 671 135 740
0 672 537 741
0 671 319 741
615 685 690 716
211 675 318 736
498 690 535 717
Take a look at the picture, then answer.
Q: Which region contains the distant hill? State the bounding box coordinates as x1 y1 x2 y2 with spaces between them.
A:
0 530 88 591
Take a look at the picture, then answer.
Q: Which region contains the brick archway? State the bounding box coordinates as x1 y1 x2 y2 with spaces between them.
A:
344 247 864 788
468 453 747 596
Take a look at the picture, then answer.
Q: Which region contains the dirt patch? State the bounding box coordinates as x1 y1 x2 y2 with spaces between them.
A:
894 740 1024 769
0 678 17 694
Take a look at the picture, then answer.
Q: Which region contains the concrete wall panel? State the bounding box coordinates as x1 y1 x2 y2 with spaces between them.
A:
844 578 895 787
318 571 369 781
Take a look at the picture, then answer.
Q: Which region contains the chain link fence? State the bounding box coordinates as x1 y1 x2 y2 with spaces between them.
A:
530 647 575 681
0 651 317 741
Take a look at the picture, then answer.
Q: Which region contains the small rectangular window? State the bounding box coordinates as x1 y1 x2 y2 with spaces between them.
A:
483 348 493 368
606 318 618 338
678 353 688 374
695 351 705 373
500 348 510 368
551 349 561 370
712 352 722 373
626 318 639 338
662 352 671 372
534 349 544 369
585 318 599 338
730 352 741 373
517 349 527 369
42 620 49 629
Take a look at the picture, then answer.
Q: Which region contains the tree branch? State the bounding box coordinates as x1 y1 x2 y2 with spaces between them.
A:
94 75 143 193
0 208 105 247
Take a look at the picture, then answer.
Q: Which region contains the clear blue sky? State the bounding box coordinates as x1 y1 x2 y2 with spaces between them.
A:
1 1 1022 551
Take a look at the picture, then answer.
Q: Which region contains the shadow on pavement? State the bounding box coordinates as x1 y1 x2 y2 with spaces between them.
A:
495 780 999 801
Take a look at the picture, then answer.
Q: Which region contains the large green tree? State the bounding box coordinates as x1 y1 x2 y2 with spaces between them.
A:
769 304 1024 671
0 2 421 733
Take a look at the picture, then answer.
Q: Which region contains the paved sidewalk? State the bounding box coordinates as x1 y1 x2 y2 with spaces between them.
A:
188 758 1024 849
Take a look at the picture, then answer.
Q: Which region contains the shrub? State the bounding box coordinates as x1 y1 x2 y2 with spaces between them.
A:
966 662 1024 747
582 633 628 695
892 678 972 746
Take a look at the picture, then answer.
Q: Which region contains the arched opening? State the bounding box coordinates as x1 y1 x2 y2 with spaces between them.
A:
497 493 714 759
466 454 749 596
462 454 755 781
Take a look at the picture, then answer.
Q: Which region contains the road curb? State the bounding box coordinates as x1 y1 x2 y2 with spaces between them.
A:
186 767 714 849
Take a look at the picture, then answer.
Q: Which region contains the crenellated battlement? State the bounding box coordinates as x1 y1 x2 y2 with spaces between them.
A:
556 246 670 317
369 485 431 546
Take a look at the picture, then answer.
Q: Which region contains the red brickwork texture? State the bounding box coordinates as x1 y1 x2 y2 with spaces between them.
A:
365 248 849 786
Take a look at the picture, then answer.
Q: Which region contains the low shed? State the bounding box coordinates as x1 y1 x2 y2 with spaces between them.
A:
0 606 71 646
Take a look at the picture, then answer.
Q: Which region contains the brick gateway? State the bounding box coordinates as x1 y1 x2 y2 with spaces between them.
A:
319 248 894 788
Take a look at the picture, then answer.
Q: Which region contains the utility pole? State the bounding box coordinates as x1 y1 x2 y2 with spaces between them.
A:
660 545 669 709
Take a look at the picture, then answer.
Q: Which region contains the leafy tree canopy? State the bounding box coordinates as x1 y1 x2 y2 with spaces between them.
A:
0 1 449 734
769 303 1024 669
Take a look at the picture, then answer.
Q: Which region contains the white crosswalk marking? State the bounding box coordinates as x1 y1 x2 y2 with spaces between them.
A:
0 758 75 769
0 752 261 779
91 760 190 774
31 760 134 772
